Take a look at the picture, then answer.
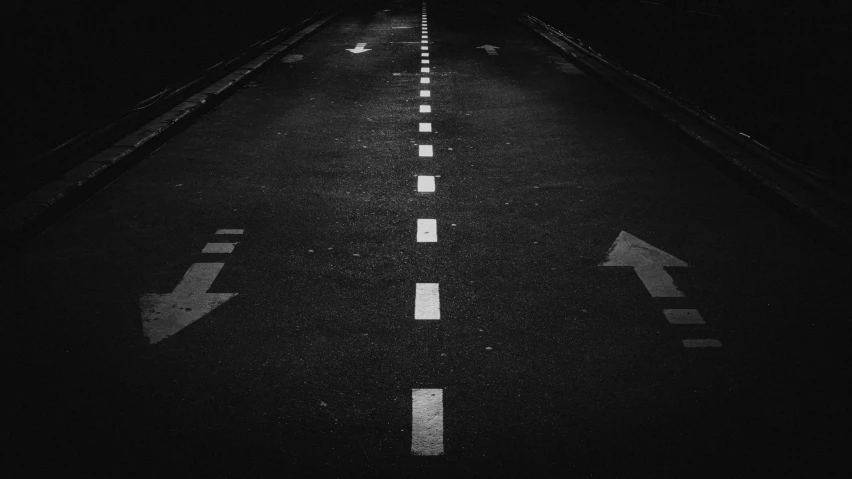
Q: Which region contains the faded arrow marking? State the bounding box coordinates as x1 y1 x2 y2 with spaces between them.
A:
600 231 687 297
140 263 236 344
476 45 500 55
346 42 371 54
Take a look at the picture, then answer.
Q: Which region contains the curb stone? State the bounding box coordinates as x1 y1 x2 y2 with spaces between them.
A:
520 13 851 257
0 10 342 254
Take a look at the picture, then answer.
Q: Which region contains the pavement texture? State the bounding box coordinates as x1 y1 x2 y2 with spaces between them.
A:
4 0 849 477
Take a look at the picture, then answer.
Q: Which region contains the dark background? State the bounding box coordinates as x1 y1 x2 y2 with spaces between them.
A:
3 0 850 199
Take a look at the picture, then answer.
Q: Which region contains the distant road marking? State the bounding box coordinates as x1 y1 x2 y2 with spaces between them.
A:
664 309 705 324
422 60 430 64
421 77 430 84
418 176 435 192
420 105 431 112
683 339 722 348
419 122 432 132
415 283 440 320
422 35 428 38
417 219 437 242
422 40 428 44
420 90 431 97
141 263 236 344
412 389 444 455
419 145 433 156
346 42 371 54
421 46 428 51
421 67 430 73
422 53 429 57
216 229 244 235
476 45 500 56
202 243 237 253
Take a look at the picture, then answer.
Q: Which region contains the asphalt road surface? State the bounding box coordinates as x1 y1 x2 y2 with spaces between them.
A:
5 1 848 476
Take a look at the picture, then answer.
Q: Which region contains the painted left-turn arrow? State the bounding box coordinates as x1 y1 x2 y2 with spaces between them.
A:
346 42 372 54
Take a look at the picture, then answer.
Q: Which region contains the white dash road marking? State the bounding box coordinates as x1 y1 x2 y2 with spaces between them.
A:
421 46 428 51
663 309 705 324
202 243 237 253
411 389 444 456
215 229 244 235
683 339 722 348
421 77 430 84
417 219 437 242
415 283 440 320
419 122 432 132
418 176 436 192
422 40 428 43
422 60 430 64
420 105 431 112
140 263 237 344
422 53 429 57
420 90 431 97
419 145 433 156
421 67 430 73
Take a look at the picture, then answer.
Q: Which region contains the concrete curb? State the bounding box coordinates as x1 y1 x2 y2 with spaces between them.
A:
0 9 343 251
520 13 851 256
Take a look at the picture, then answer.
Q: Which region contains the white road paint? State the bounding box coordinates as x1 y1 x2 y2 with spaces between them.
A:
417 219 437 242
419 122 432 132
346 42 371 54
476 45 500 56
421 77 430 84
422 53 429 57
411 389 444 455
422 35 428 38
422 60 430 64
419 145 433 156
600 231 688 297
421 46 428 51
420 90 431 97
415 283 440 320
418 176 435 192
420 105 431 112
140 263 236 344
683 339 722 348
202 242 237 253
422 40 428 44
421 67 430 73
216 229 244 234
280 54 303 63
663 309 705 324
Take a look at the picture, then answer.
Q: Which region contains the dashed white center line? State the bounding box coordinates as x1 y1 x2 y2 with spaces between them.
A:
421 67 430 73
419 122 432 132
421 40 428 44
417 219 437 242
215 229 244 235
421 77 430 84
422 53 429 57
411 388 444 455
414 283 440 320
421 46 428 51
419 145 433 156
422 59 430 64
420 90 431 97
418 175 435 192
420 105 431 112
202 242 237 253
663 309 706 324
